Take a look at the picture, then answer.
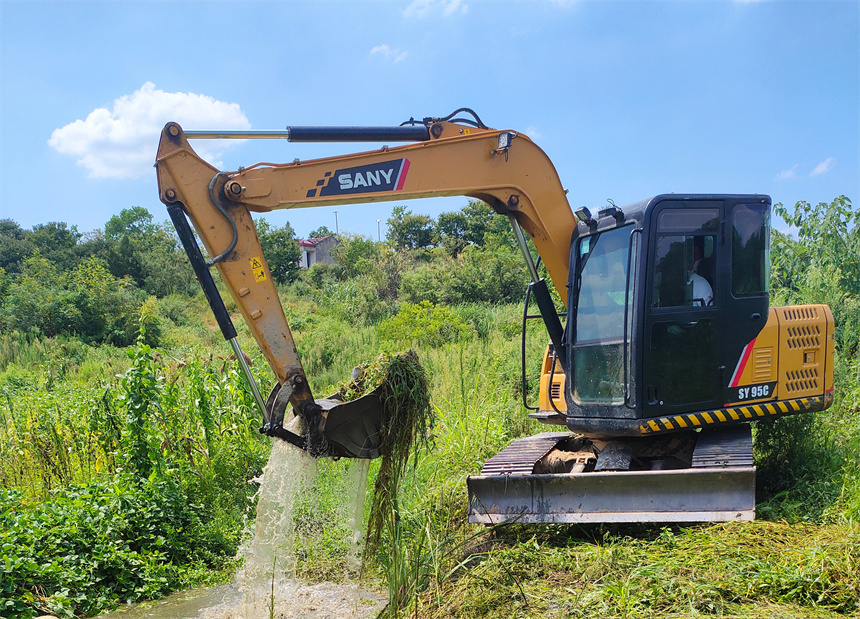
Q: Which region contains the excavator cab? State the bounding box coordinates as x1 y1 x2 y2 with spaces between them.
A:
563 195 776 435
531 194 832 438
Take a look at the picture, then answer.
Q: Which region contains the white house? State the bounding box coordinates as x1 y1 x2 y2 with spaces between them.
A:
299 235 338 269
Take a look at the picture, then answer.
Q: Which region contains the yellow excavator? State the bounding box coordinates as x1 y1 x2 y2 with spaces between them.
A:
155 109 834 522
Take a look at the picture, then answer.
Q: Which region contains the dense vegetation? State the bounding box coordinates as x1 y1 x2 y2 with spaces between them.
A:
0 197 857 618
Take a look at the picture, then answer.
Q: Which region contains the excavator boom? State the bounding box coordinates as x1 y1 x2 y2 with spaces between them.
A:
155 112 575 457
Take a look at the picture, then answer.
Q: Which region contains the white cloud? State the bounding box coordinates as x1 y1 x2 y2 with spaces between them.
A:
49 82 250 179
776 164 799 181
403 0 468 19
370 44 408 63
525 126 542 140
776 157 837 181
810 157 836 176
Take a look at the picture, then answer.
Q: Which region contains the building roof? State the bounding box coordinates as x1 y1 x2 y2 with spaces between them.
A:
298 234 336 248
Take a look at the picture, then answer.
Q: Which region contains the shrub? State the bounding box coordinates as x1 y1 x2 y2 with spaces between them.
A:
399 246 527 306
305 261 342 288
0 256 145 346
0 474 225 619
378 301 474 348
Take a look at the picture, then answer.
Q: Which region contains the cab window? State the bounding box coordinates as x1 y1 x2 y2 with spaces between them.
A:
731 203 770 297
572 225 634 404
652 209 718 308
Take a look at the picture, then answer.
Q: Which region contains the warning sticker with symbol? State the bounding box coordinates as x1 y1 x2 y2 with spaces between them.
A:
250 257 267 282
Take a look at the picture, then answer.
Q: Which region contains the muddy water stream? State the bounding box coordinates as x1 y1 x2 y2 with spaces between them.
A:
93 440 385 619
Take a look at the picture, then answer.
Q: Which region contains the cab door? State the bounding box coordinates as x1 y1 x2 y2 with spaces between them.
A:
643 201 724 418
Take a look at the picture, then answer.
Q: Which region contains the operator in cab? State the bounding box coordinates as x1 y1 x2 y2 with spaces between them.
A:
690 236 713 307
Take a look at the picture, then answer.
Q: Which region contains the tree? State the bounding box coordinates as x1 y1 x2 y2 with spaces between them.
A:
105 206 157 241
30 222 81 253
102 207 195 297
256 218 301 285
0 220 84 274
0 219 33 273
308 225 334 239
107 234 147 284
434 200 514 256
772 195 858 356
435 211 468 256
136 224 197 297
386 206 434 250
461 199 515 250
0 267 8 304
104 208 159 285
332 233 378 278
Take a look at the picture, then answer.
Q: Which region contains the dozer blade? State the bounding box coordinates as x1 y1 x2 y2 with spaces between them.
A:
468 425 756 524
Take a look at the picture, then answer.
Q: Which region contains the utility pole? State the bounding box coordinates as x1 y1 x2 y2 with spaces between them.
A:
377 218 381 242
334 211 339 236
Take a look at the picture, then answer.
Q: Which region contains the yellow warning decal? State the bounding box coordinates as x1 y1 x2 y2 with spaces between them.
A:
250 257 266 282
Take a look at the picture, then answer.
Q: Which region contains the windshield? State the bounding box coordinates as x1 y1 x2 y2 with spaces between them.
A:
575 226 632 344
572 225 634 404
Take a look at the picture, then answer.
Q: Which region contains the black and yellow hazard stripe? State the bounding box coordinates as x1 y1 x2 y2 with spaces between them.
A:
638 395 829 435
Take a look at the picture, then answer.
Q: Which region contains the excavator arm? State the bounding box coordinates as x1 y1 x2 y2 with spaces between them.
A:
155 113 575 457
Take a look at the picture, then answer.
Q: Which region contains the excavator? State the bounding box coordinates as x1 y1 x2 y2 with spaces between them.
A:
155 109 834 523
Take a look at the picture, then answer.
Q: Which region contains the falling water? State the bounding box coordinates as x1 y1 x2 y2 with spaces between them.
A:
199 439 385 619
92 439 384 619
236 439 319 583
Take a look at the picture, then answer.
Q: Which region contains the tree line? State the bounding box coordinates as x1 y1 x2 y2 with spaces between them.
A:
0 200 526 345
2 196 854 356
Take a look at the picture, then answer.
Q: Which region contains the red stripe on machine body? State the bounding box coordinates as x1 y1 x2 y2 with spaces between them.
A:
729 338 757 388
395 158 411 190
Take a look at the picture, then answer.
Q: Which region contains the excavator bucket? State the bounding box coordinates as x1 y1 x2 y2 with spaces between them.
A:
263 382 388 459
318 388 386 459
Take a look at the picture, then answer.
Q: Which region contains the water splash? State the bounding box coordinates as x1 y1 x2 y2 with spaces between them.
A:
238 439 318 583
199 439 384 619
92 439 384 619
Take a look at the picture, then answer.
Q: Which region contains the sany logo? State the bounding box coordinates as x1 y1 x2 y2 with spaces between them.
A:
306 159 410 198
339 168 393 190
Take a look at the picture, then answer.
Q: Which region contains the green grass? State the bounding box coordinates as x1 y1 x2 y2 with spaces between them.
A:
1 284 858 618
0 319 271 616
283 291 860 618
333 300 860 618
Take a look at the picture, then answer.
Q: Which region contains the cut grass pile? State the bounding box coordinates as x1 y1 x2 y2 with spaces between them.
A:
415 520 860 618
338 351 434 554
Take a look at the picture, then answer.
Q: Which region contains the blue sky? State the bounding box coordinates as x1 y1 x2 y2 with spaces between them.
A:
1 0 857 241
